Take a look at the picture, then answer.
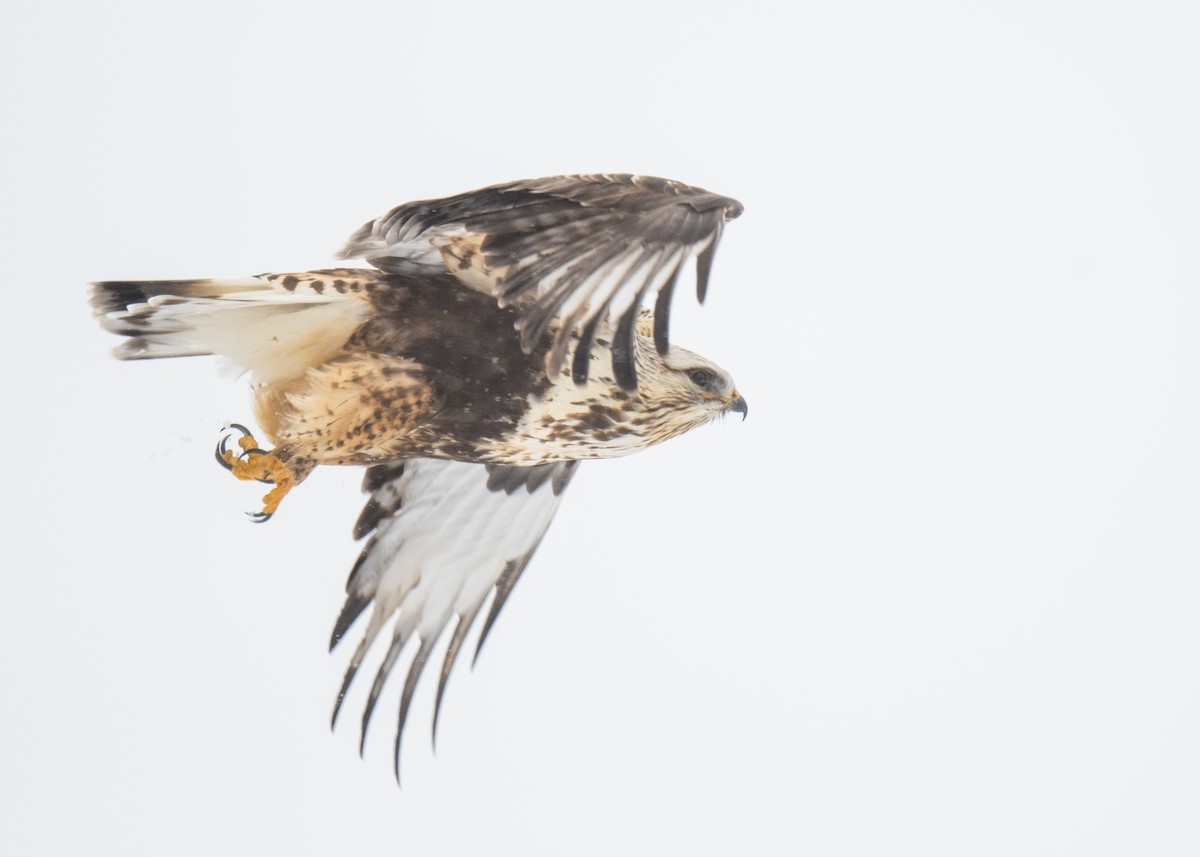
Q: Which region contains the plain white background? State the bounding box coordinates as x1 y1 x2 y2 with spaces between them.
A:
2 1 1197 854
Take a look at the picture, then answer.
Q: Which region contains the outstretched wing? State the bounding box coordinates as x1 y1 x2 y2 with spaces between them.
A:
337 174 743 388
330 457 578 780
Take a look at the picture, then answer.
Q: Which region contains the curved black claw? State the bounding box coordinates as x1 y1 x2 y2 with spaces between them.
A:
216 424 255 471
247 510 274 524
215 434 235 471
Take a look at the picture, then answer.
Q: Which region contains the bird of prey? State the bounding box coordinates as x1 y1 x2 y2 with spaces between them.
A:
91 174 747 779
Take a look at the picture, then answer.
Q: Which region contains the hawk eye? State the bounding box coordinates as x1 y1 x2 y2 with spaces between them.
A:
688 368 713 388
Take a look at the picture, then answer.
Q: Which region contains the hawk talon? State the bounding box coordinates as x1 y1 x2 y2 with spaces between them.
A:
215 426 299 519
216 425 258 470
215 437 235 471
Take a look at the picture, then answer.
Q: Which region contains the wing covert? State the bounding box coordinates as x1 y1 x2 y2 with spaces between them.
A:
337 174 743 388
329 457 578 781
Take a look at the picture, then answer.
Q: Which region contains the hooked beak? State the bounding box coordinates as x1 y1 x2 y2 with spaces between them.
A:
727 392 748 421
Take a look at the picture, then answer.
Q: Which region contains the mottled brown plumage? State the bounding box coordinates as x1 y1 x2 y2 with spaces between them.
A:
91 174 747 781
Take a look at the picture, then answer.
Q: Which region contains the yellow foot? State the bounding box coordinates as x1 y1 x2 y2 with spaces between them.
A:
215 424 297 523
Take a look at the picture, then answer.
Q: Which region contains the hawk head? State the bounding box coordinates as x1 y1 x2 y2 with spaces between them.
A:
631 326 747 444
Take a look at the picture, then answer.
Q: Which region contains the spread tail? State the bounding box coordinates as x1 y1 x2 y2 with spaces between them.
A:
91 274 372 383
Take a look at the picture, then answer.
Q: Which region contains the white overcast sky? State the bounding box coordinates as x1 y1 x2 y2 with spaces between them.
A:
2 2 1198 855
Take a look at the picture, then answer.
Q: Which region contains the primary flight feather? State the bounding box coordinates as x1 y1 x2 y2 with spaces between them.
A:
91 173 747 781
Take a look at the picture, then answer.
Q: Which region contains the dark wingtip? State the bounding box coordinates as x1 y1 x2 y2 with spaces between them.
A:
393 637 434 787
695 239 717 304
329 591 370 652
330 629 376 732
433 605 482 749
611 303 640 391
362 462 405 494
472 597 504 669
352 499 383 541
653 259 683 356
473 548 540 666
359 633 408 758
330 656 363 731
614 361 638 391
572 312 604 385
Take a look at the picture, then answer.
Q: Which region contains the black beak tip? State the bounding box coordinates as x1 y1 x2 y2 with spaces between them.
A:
730 395 748 421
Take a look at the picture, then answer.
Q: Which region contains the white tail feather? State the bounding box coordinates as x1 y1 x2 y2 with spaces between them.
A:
91 276 371 384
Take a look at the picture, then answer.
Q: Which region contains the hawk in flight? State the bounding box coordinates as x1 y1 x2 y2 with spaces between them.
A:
92 174 747 779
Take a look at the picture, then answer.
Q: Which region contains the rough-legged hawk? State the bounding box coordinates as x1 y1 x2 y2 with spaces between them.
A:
92 174 747 780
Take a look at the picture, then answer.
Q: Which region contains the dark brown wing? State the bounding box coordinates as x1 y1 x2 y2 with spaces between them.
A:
337 174 743 388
